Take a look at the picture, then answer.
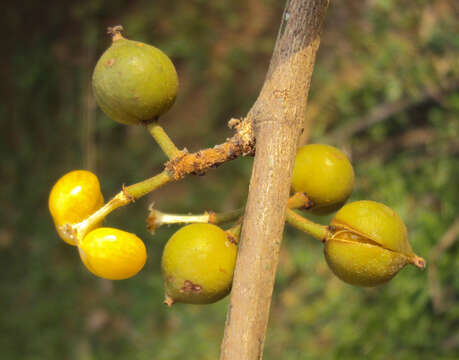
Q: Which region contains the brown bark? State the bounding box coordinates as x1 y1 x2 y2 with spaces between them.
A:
165 118 255 180
220 1 329 359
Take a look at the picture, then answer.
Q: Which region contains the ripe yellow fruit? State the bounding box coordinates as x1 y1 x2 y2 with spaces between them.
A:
49 170 104 245
161 223 237 306
78 227 147 280
324 200 425 286
291 144 354 214
92 26 179 125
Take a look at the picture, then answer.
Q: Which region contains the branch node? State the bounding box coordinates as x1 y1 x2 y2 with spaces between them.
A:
122 184 136 203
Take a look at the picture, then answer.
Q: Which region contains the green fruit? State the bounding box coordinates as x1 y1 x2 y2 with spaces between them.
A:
92 26 179 125
324 200 425 286
291 144 354 215
161 223 238 306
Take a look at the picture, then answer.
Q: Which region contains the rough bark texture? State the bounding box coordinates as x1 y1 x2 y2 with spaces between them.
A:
220 1 329 359
165 118 254 180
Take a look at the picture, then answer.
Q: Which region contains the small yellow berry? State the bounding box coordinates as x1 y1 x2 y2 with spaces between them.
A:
78 227 147 280
291 144 354 214
161 223 237 306
49 170 104 245
324 200 425 286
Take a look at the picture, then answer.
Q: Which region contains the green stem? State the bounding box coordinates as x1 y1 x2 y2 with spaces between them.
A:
124 170 172 198
285 208 328 241
287 192 313 209
210 209 244 224
146 122 182 159
64 171 172 244
147 208 243 232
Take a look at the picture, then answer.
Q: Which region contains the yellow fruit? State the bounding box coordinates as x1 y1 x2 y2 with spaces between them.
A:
161 223 237 306
291 144 354 214
49 170 104 245
78 227 147 280
92 26 179 125
324 200 425 286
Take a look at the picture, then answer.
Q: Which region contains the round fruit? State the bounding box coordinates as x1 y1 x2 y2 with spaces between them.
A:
49 170 104 245
161 223 237 306
291 144 354 215
92 26 179 125
324 200 425 286
78 227 147 280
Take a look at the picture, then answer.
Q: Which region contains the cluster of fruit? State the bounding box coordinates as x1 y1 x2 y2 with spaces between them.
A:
48 26 424 306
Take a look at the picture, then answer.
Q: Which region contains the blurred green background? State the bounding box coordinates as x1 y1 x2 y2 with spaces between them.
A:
1 0 458 359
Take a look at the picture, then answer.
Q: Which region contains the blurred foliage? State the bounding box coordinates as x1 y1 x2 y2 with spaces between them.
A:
1 0 458 359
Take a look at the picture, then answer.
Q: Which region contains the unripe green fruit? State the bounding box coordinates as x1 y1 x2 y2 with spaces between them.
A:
161 223 237 306
324 200 425 286
291 144 354 215
92 27 178 125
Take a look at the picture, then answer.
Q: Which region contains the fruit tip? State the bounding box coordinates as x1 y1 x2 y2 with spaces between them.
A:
107 25 125 42
411 255 426 269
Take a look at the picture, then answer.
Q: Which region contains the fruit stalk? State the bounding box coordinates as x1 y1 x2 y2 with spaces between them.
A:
124 170 172 198
148 189 310 233
148 190 313 234
67 171 172 242
285 208 328 241
146 208 243 232
287 192 313 209
210 209 244 224
146 122 183 160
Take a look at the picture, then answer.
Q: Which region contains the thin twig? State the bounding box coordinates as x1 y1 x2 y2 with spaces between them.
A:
146 122 184 160
146 207 243 233
166 117 254 180
330 80 459 144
